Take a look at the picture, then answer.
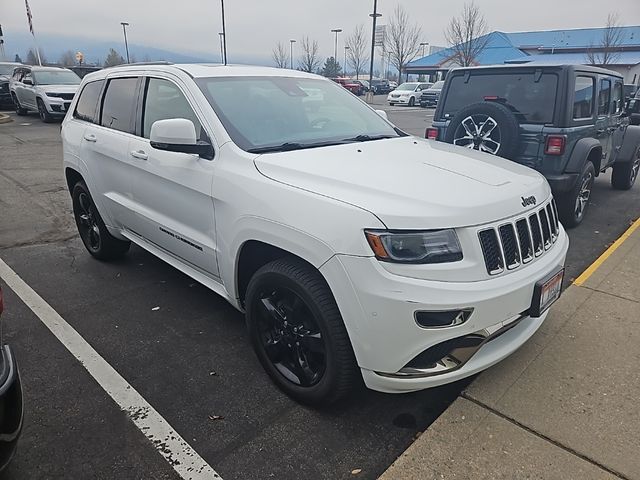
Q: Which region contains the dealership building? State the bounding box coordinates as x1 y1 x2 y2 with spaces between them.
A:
406 26 640 85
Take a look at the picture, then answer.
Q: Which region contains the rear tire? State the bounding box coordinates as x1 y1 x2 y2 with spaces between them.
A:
36 98 54 123
611 147 640 190
557 161 595 228
12 95 28 116
245 258 360 406
72 180 130 260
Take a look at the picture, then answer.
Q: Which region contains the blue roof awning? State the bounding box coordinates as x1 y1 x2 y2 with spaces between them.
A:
506 51 640 66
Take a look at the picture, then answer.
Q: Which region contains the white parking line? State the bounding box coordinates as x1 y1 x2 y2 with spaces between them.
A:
0 257 222 480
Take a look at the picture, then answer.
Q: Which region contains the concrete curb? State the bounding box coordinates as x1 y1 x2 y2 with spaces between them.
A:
0 113 12 124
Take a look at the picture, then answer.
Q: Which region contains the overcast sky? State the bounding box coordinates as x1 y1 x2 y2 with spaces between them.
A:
1 0 639 61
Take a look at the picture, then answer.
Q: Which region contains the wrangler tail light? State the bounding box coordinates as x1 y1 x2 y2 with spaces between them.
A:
545 135 566 155
426 127 439 140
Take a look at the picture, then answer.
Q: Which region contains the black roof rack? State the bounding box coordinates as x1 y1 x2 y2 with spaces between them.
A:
105 61 174 68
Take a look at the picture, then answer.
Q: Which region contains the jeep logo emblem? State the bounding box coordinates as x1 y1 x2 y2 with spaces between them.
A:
521 196 537 207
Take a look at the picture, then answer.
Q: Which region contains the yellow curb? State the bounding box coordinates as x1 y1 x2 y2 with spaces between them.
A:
573 217 640 286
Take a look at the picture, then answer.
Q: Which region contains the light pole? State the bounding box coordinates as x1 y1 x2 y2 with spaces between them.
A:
120 22 130 64
368 1 382 91
331 28 342 65
220 0 227 65
218 32 224 64
420 42 429 57
344 46 350 75
289 39 296 70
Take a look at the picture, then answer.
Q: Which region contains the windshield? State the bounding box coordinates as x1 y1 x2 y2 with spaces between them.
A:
431 81 445 89
0 65 17 76
196 76 401 153
33 70 81 86
441 72 558 124
396 83 418 91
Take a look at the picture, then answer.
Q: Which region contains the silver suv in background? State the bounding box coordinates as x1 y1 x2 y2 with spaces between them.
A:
10 66 81 122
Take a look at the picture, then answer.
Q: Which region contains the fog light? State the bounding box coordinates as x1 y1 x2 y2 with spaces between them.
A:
414 309 473 328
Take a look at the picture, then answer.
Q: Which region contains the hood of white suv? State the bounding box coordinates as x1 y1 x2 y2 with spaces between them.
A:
37 84 78 95
254 136 550 229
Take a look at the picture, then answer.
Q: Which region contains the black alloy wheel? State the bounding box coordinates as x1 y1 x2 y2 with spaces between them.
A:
36 98 54 123
246 258 360 405
12 95 27 116
71 180 130 260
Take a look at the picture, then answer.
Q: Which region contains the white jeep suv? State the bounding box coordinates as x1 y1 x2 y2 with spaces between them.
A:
10 66 80 122
61 64 569 405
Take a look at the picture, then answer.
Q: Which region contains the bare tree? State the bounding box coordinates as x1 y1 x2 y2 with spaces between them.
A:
384 5 422 80
298 36 321 73
272 42 289 68
586 13 625 65
345 24 369 79
58 50 76 66
445 2 489 67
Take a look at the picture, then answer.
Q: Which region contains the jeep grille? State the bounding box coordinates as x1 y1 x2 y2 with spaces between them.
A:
478 198 559 276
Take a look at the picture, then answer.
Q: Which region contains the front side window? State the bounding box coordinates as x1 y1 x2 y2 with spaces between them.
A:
598 79 611 116
23 72 33 84
74 80 104 123
100 77 138 133
32 70 80 86
573 76 595 120
612 82 624 114
142 78 203 139
196 76 401 153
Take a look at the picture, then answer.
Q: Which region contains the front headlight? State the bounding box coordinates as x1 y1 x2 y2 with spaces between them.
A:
365 229 463 264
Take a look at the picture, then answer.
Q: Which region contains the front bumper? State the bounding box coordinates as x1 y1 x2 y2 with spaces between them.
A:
41 96 72 116
320 227 569 393
388 96 411 104
0 345 22 471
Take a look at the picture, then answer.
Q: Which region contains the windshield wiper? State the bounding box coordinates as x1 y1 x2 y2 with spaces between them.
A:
247 140 348 154
341 134 397 142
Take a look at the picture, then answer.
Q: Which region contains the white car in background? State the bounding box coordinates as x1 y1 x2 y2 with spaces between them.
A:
61 64 568 405
387 82 432 107
10 66 80 122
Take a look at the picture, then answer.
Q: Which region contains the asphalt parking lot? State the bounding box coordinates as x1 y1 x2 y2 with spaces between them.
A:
1 101 639 480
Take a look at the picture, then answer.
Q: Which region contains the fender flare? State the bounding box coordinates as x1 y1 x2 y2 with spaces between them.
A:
615 125 640 164
564 137 602 173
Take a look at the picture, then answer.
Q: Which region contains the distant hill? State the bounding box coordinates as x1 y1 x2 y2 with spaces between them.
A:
1 31 269 66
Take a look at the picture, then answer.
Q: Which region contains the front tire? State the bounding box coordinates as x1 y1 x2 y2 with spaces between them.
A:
36 98 54 123
557 161 595 228
611 147 640 190
408 96 415 107
72 180 130 260
245 258 360 406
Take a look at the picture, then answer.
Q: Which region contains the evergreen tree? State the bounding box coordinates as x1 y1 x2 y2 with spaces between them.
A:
321 57 342 77
104 48 125 67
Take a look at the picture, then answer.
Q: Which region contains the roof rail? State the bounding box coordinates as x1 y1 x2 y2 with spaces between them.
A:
105 61 174 68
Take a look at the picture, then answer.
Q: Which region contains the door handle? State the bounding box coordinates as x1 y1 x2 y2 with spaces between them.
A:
130 150 148 160
83 133 97 142
596 129 605 135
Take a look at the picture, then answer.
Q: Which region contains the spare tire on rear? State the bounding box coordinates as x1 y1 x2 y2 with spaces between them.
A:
444 101 520 160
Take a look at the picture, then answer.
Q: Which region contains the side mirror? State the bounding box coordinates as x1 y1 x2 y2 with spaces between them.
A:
23 78 33 86
375 109 389 120
150 118 213 159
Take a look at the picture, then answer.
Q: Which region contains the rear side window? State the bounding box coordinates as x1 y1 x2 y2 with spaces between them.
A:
74 80 104 123
598 79 611 116
100 77 138 133
612 82 624 114
573 76 594 120
142 78 203 139
441 72 558 124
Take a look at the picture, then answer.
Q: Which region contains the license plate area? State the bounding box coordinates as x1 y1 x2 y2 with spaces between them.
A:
530 267 564 317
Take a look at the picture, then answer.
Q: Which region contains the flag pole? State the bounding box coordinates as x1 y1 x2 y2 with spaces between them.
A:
25 0 41 66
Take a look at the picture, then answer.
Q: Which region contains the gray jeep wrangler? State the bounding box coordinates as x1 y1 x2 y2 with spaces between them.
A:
427 64 640 227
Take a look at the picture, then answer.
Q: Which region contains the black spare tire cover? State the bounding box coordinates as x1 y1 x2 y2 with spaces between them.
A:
444 101 520 160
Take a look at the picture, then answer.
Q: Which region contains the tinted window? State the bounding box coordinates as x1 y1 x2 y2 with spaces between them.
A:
573 76 594 119
612 82 624 114
74 80 104 123
598 79 611 116
142 78 203 139
441 72 558 123
100 77 138 133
